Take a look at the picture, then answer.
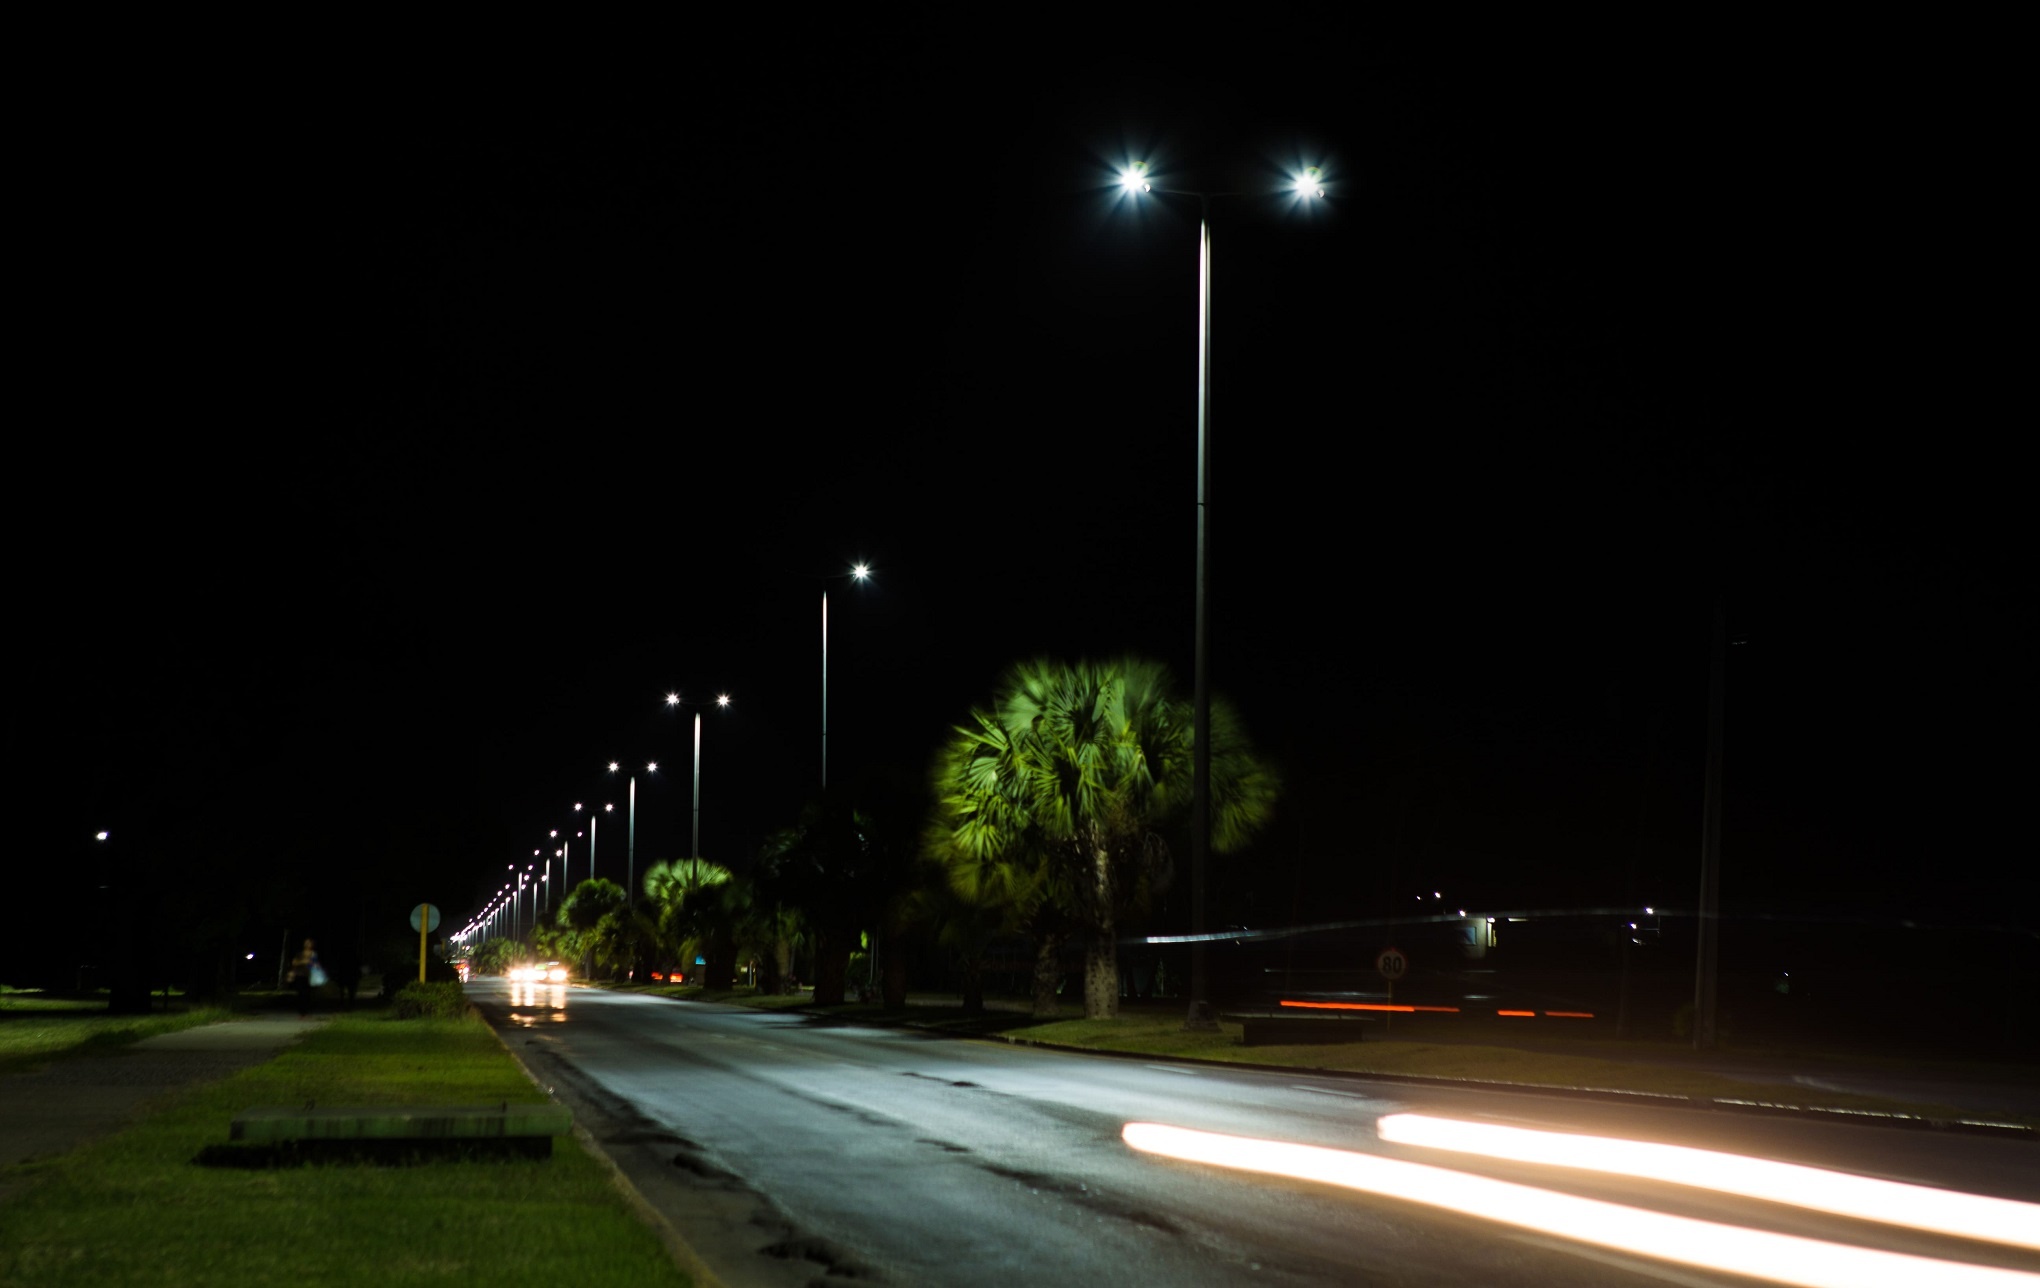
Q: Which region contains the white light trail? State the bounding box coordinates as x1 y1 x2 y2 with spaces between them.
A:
1121 1122 2039 1288
1377 1113 2040 1252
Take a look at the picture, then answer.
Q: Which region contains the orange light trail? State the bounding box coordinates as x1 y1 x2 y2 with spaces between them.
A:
1497 1010 1536 1017
1122 1122 2039 1287
1376 1114 2040 1253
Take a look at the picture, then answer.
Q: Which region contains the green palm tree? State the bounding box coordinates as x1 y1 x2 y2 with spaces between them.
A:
558 878 627 981
643 858 736 987
929 657 1279 1019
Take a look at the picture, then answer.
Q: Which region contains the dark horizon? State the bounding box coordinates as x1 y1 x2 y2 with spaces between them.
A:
15 47 2032 1004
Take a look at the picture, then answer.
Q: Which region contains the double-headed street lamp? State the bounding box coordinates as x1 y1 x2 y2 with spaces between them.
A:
666 689 732 859
571 801 613 888
1117 159 1327 1030
607 760 657 901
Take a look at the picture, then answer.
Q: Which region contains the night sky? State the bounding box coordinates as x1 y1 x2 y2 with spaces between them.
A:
16 40 2031 986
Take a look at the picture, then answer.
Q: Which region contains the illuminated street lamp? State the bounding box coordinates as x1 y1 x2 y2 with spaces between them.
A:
666 689 733 858
822 563 871 788
1116 158 1326 1030
607 760 657 902
581 801 613 885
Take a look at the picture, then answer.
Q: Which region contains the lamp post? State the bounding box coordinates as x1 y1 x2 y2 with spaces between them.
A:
572 801 613 886
666 690 733 858
608 761 657 902
822 563 871 789
1116 160 1325 1030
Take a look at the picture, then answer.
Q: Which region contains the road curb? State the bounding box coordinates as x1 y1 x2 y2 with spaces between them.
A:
482 1018 728 1288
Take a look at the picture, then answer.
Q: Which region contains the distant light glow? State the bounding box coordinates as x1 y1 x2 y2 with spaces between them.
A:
1295 165 1325 198
96 831 110 841
851 562 871 581
646 761 657 772
608 762 619 772
1376 1114 2040 1253
716 693 731 707
1122 1122 2032 1288
1120 162 1151 193
667 692 680 705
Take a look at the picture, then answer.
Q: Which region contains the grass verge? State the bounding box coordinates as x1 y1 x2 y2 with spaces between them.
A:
0 996 236 1074
0 1014 687 1288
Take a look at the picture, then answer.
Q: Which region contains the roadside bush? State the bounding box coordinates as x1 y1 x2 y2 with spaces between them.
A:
391 981 468 1020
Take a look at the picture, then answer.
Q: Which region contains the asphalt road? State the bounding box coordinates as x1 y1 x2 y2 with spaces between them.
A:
471 981 2040 1287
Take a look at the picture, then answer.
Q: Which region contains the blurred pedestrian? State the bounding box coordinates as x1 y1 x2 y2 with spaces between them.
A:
288 938 325 1018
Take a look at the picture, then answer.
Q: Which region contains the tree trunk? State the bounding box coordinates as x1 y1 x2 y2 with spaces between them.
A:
1031 931 1064 1017
959 951 984 1014
1084 841 1119 1019
1084 929 1119 1019
813 928 852 1005
882 912 909 1009
771 933 793 993
706 933 739 994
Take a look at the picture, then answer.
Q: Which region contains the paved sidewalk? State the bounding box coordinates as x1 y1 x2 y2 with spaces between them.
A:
0 1016 325 1193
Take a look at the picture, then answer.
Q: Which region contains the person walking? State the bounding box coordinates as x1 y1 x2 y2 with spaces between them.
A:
288 938 325 1018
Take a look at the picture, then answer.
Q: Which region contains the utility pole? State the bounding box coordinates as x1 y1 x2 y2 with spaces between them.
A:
1692 598 1727 1049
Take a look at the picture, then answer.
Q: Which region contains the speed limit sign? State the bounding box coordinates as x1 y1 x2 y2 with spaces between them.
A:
1376 947 1409 981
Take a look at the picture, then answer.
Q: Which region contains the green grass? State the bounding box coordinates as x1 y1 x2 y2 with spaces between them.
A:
0 996 236 1074
0 1014 687 1288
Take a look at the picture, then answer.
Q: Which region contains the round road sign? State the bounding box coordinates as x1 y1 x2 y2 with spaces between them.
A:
409 903 441 934
1375 946 1408 981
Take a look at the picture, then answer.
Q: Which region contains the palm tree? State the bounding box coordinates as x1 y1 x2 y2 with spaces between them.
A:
928 657 1278 1019
758 774 925 1006
557 878 627 980
912 832 1049 1014
643 858 736 988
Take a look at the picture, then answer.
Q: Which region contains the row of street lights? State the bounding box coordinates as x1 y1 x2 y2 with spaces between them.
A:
460 150 1330 993
455 563 876 951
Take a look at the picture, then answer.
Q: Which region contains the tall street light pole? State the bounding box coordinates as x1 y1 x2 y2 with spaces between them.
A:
1117 161 1325 1031
591 802 611 882
1693 597 1728 1049
823 563 871 789
667 690 733 858
609 762 656 902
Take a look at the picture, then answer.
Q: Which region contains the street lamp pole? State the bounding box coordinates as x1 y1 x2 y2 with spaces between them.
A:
1117 161 1324 1031
668 690 733 859
1188 191 1216 1030
609 763 655 902
822 563 870 790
